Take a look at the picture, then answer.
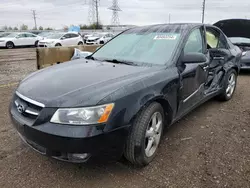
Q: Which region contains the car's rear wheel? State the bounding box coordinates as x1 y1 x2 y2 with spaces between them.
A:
78 41 83 45
217 69 237 101
124 102 164 166
34 40 39 47
100 41 104 44
6 41 14 49
55 43 61 47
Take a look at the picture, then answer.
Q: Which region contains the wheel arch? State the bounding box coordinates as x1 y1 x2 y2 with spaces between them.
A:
129 95 174 127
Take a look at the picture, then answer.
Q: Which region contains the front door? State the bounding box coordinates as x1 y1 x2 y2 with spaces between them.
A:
15 33 29 46
177 27 209 116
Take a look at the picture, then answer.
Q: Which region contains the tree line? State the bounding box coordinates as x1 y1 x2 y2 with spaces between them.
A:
1 23 104 31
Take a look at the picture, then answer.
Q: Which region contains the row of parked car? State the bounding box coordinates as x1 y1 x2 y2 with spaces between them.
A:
0 31 115 49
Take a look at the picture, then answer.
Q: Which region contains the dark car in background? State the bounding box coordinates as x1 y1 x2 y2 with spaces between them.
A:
0 32 12 38
10 23 241 166
214 19 250 69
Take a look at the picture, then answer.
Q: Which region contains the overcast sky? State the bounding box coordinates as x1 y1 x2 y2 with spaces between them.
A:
1 0 250 29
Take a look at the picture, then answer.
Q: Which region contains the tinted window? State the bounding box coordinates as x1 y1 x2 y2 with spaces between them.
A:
184 29 203 54
25 33 36 37
18 34 27 38
63 34 71 38
70 33 79 38
92 31 181 66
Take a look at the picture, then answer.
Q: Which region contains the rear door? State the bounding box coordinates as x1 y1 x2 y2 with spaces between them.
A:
60 33 72 46
24 33 37 45
70 33 80 45
204 26 236 93
177 27 209 115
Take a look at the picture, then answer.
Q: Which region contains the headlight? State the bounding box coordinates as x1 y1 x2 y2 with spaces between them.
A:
50 103 114 125
94 38 99 41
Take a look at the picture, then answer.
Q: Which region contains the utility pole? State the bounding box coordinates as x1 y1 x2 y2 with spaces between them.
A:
202 0 206 23
32 10 37 30
95 0 99 28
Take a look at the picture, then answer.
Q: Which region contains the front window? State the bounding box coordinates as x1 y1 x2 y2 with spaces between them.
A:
92 29 181 66
46 33 64 39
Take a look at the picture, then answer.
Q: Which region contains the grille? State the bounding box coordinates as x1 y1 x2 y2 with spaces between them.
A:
14 92 44 121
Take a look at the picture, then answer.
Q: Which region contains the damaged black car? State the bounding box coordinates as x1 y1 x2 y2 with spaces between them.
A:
214 19 250 69
10 23 241 166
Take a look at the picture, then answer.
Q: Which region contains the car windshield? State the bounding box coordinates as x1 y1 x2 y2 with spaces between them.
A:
92 28 181 66
46 33 64 39
229 37 250 44
4 32 18 38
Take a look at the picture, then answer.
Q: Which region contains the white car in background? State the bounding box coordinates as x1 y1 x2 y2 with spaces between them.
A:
86 33 114 45
38 32 84 47
0 32 43 49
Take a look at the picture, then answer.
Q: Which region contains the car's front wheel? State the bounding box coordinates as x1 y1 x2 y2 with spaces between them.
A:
78 41 83 45
124 102 164 166
6 41 15 49
55 43 62 47
217 69 237 101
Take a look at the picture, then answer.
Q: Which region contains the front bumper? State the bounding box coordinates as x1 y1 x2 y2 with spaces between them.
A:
86 41 99 45
10 114 129 163
0 42 6 47
38 43 55 48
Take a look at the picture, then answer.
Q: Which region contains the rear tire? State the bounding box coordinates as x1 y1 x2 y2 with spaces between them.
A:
55 43 61 47
217 69 237 101
100 41 104 44
124 102 164 166
34 40 39 47
6 41 14 49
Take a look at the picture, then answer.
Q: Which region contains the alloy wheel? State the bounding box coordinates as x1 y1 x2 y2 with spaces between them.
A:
226 73 236 98
145 112 163 157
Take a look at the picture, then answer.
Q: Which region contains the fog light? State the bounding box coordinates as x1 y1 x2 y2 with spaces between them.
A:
67 153 90 162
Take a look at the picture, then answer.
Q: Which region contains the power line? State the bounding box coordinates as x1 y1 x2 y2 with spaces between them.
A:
31 9 37 29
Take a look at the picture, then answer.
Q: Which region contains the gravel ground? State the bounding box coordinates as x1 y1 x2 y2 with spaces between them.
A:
0 48 249 188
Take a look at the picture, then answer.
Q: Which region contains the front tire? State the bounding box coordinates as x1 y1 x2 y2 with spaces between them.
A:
6 41 14 49
78 41 83 45
55 43 61 47
124 102 164 166
217 69 237 101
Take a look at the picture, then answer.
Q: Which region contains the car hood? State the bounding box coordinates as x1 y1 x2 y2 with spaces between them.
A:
87 36 100 40
241 51 250 63
17 59 161 107
0 37 14 40
214 19 250 38
39 39 58 43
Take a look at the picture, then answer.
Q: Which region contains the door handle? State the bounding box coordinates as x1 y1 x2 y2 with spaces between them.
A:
213 56 225 60
203 65 209 70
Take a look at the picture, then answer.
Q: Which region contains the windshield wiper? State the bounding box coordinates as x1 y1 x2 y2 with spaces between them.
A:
102 59 137 66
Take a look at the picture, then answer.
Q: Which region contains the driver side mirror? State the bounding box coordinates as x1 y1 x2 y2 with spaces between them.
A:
15 36 20 39
182 52 207 64
61 37 66 40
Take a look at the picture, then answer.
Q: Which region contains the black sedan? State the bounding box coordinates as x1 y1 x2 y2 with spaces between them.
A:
10 23 241 166
214 19 250 69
